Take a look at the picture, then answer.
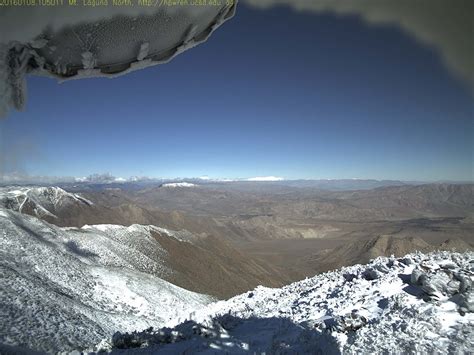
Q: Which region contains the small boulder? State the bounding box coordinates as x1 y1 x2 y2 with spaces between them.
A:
363 268 379 281
420 272 451 297
454 273 472 293
438 261 457 270
400 257 413 266
446 279 461 296
342 311 368 331
410 268 424 285
459 291 474 313
343 273 357 282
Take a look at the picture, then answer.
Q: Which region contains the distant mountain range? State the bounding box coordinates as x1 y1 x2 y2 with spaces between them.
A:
4 173 471 190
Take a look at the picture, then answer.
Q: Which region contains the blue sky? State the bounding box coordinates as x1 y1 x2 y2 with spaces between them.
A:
1 4 473 181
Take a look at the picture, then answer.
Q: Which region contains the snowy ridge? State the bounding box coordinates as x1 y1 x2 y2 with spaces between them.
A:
0 186 93 219
104 251 474 354
0 207 213 353
0 44 12 116
161 182 197 188
82 223 195 244
246 176 285 182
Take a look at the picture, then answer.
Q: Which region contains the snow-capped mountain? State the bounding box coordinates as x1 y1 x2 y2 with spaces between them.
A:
0 186 93 219
104 251 473 354
246 176 285 182
0 207 213 353
161 182 197 188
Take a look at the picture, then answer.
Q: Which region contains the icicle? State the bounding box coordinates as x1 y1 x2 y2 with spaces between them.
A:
137 42 149 61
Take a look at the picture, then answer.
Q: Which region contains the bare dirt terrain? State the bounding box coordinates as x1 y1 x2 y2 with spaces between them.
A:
82 182 474 286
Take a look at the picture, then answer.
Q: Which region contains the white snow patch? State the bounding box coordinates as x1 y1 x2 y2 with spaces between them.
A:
247 176 284 182
162 182 197 188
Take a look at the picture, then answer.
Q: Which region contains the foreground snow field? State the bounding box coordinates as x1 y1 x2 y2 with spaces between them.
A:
103 251 474 354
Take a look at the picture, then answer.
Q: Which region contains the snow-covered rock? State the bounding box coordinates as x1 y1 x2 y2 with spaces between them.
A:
105 252 474 354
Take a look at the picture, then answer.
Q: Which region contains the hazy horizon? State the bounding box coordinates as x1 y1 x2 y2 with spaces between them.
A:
1 171 473 185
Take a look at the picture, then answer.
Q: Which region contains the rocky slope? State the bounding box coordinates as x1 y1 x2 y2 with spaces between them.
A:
102 251 474 354
305 234 473 274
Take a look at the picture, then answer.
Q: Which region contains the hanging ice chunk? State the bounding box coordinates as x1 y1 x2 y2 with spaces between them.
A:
0 45 12 117
0 2 238 117
0 45 30 116
10 49 29 112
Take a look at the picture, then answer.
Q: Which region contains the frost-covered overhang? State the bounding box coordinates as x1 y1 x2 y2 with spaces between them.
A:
0 2 237 116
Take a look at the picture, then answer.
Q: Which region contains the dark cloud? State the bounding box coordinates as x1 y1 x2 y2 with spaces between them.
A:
243 0 473 87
